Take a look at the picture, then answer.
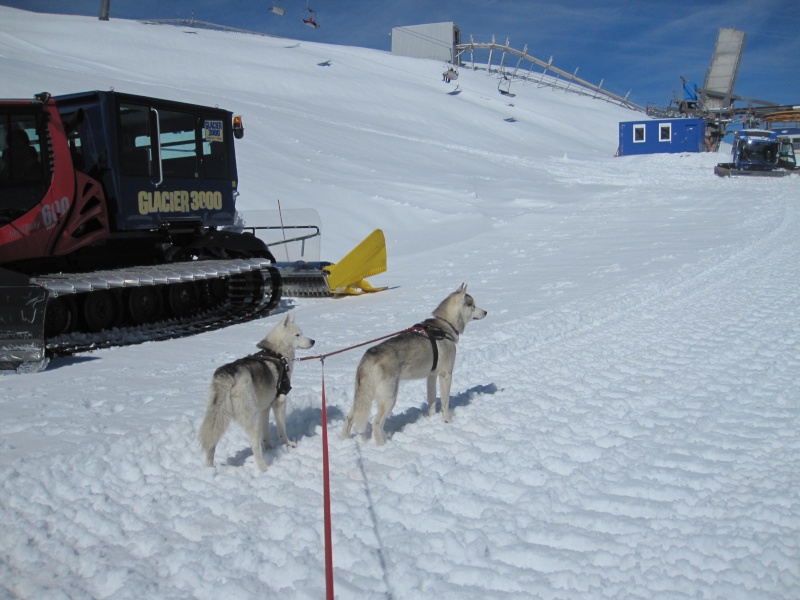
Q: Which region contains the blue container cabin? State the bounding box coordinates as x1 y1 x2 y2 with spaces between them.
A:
617 118 706 156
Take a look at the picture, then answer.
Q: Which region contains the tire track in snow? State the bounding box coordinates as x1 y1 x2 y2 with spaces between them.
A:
434 194 800 596
317 177 799 597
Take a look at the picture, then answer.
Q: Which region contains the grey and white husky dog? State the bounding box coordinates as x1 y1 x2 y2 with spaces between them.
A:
199 313 315 471
341 284 487 445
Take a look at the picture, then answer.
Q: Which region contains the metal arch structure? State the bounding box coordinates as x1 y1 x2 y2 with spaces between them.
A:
456 35 644 112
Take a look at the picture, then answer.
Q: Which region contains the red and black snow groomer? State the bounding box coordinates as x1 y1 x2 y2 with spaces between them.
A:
0 91 284 372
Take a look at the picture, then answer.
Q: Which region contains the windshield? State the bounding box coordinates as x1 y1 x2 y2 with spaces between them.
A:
737 139 778 164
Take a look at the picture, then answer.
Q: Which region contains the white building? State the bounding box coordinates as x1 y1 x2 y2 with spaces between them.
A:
391 22 461 65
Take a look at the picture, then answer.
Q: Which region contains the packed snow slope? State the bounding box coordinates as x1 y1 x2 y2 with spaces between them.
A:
1 7 798 599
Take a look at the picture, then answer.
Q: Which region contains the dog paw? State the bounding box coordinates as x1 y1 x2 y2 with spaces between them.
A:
284 439 297 448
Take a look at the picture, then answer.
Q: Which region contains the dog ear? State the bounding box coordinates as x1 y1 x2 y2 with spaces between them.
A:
457 283 467 294
282 312 294 327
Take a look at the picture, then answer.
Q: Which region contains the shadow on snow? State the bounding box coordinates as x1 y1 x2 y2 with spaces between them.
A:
220 383 498 466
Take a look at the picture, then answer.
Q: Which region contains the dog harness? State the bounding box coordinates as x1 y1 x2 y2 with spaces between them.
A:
254 349 292 395
413 319 456 373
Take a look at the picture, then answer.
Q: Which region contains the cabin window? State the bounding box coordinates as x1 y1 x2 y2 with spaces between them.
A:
157 109 198 179
0 114 46 181
117 101 230 181
201 119 228 179
659 123 672 142
0 110 50 220
119 102 154 177
633 124 646 143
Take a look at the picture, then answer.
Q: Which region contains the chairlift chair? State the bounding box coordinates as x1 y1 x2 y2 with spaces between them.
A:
268 0 285 16
442 65 459 83
302 1 320 28
498 75 515 97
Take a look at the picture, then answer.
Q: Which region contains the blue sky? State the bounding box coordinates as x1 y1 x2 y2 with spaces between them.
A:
3 0 798 107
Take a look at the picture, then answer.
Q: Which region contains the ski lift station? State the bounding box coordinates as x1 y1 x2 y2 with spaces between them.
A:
391 22 462 64
617 118 707 156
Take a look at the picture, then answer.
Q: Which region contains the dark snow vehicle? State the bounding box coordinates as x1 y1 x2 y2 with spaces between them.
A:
714 129 791 177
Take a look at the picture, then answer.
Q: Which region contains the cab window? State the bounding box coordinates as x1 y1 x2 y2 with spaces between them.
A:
0 111 49 221
117 102 229 180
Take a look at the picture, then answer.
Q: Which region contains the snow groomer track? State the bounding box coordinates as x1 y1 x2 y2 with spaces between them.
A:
38 257 281 357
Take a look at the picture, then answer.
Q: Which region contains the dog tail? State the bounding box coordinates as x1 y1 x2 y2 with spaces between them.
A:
198 376 231 455
350 363 374 433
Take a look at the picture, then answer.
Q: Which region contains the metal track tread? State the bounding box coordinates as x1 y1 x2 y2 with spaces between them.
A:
40 260 282 358
46 296 275 358
33 258 274 296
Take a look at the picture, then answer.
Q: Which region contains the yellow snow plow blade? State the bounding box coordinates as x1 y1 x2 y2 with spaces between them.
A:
324 229 387 295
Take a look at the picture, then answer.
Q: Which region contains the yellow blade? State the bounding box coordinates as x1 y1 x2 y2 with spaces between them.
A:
354 279 387 293
325 229 387 292
330 279 389 296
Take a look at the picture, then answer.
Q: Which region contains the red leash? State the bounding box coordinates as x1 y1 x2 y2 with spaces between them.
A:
319 362 334 600
298 325 422 364
298 326 421 600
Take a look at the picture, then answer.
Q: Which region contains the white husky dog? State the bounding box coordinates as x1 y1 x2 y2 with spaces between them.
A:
199 313 315 471
341 284 487 445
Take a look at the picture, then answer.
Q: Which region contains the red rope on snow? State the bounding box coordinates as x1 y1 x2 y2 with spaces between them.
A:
298 326 422 599
320 362 334 600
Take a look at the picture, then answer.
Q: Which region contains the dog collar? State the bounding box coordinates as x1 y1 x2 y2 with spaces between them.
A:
438 318 461 339
416 319 457 342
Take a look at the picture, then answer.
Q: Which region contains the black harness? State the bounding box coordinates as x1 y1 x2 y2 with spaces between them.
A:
254 348 292 395
413 319 457 372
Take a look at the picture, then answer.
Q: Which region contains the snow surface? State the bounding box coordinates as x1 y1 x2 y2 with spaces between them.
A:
1 7 799 599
